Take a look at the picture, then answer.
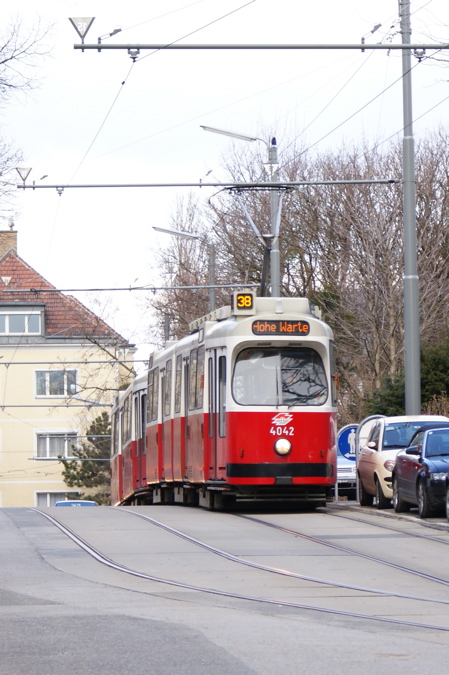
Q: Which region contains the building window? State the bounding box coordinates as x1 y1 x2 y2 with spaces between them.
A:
36 370 77 397
36 492 79 507
36 433 77 459
0 312 41 335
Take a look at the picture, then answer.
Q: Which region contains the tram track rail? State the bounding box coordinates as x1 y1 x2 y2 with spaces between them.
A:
30 507 449 633
320 506 449 544
234 512 449 586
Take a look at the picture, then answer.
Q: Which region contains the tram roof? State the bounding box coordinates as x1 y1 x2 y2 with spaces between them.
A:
188 296 318 333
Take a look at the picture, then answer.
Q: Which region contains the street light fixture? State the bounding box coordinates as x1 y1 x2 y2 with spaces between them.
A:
98 27 122 43
152 226 216 311
200 125 263 143
200 125 281 297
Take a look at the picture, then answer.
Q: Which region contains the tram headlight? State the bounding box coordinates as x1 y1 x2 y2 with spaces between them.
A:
274 438 292 456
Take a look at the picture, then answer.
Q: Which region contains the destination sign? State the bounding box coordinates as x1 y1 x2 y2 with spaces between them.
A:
252 319 310 336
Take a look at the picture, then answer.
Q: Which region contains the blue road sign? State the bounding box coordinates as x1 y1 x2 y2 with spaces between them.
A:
338 426 358 461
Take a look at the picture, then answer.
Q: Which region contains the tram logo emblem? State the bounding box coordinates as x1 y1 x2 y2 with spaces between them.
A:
271 412 294 426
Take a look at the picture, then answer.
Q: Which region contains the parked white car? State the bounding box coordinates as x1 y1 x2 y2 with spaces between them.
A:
358 415 449 509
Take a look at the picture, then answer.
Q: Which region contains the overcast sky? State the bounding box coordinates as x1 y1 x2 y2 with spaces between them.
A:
2 0 449 362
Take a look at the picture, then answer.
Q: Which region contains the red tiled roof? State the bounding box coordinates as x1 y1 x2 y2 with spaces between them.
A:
0 250 130 343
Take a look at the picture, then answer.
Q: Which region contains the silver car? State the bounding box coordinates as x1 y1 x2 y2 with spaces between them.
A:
336 449 357 499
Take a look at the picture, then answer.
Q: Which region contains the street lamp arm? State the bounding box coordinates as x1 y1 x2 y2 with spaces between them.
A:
200 125 267 145
152 226 201 241
152 226 216 311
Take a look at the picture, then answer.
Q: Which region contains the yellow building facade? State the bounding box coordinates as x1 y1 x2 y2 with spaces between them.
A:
0 230 135 507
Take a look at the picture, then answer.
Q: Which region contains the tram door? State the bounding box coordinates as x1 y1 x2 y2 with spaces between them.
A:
183 356 190 479
140 392 147 486
134 392 147 489
207 350 217 479
161 361 174 481
207 348 226 480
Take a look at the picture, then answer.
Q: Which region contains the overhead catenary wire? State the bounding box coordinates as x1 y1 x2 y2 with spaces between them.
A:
279 40 449 173
136 0 256 63
67 61 135 185
72 36 448 179
119 0 212 34
67 0 256 183
0 360 142 365
87 7 402 163
4 282 260 293
92 52 355 161
357 90 449 161
275 16 403 155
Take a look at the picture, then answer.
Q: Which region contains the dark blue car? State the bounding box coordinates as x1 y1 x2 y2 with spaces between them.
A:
392 426 449 518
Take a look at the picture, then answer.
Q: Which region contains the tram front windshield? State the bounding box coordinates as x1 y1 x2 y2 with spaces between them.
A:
232 347 328 406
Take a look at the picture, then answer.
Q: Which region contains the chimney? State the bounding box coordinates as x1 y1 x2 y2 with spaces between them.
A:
0 227 18 258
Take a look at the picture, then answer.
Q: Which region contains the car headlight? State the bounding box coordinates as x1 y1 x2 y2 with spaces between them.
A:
431 472 446 480
274 438 292 456
383 459 395 472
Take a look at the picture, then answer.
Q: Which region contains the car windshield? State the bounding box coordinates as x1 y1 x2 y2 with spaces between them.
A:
232 347 328 406
425 430 449 457
383 422 436 449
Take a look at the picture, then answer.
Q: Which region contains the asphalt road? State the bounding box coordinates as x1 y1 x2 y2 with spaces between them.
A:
1 503 449 674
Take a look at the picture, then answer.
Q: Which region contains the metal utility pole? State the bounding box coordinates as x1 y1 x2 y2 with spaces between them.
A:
208 243 216 311
268 139 281 297
400 0 420 414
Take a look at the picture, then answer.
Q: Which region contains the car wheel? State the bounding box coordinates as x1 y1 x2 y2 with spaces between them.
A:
417 480 433 519
358 476 374 507
375 479 391 509
393 477 410 513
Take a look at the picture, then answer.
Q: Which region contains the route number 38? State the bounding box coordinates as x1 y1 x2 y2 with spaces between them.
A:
236 293 253 309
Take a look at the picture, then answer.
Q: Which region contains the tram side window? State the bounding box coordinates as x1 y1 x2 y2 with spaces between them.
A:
329 340 337 406
134 395 140 447
147 368 159 422
196 345 205 409
122 394 132 443
152 368 159 421
174 354 182 413
146 370 153 421
189 348 198 411
218 355 226 437
164 359 172 417
111 412 120 457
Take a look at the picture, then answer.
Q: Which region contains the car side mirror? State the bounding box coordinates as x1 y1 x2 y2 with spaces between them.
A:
406 446 420 455
367 441 377 449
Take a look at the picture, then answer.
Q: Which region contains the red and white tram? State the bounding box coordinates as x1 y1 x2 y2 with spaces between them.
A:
111 291 337 508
